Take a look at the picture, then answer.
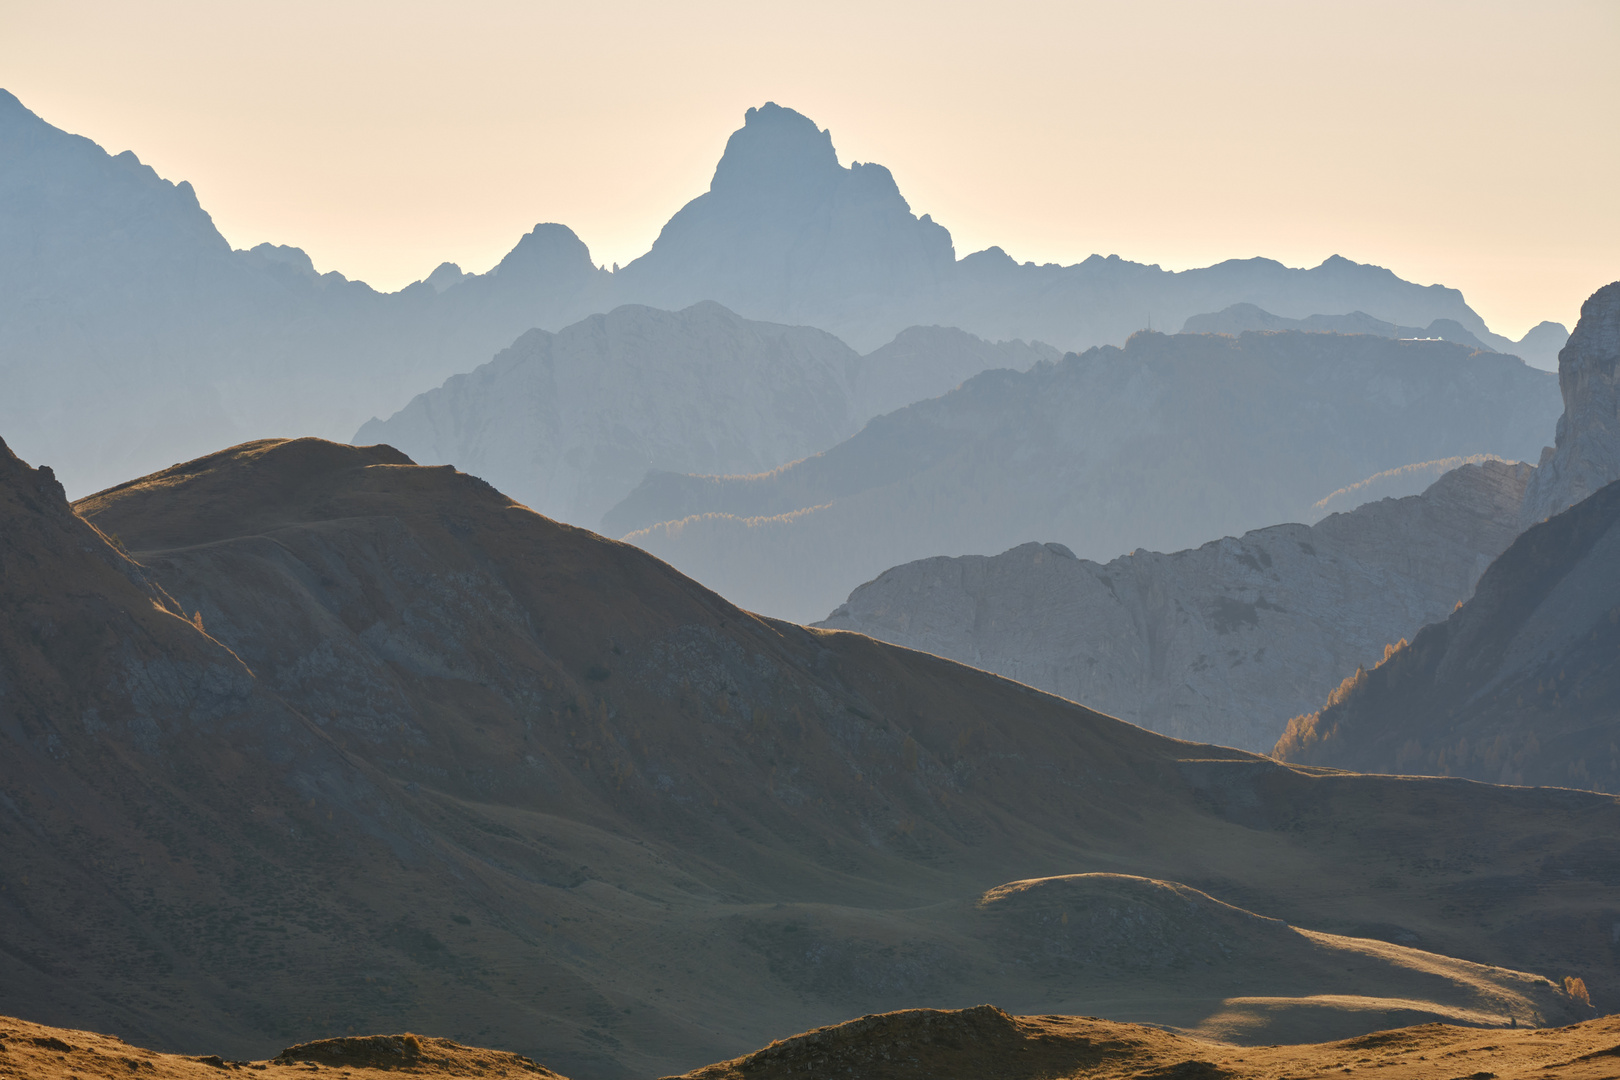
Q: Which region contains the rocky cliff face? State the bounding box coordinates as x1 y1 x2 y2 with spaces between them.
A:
818 460 1531 751
1520 282 1620 525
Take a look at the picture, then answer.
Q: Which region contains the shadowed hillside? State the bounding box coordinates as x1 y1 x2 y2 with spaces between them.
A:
2 434 1610 1077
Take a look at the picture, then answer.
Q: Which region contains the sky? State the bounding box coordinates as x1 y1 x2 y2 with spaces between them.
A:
3 0 1616 338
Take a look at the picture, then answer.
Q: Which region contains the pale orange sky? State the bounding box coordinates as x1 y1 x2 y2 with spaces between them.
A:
3 0 1616 337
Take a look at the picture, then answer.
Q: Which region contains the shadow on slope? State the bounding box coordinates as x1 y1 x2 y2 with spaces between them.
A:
0 435 1605 1077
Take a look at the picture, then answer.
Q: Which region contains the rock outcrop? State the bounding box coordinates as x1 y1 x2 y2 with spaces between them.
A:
818 459 1531 751
610 331 1558 622
1520 282 1620 525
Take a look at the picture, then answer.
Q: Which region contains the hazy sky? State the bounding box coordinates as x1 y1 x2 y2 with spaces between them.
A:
4 0 1616 336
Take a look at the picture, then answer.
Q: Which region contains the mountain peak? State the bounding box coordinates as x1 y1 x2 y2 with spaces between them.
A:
709 102 841 199
492 222 599 281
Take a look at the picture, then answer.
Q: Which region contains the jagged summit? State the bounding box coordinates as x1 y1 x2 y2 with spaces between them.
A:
709 102 842 197
616 103 956 323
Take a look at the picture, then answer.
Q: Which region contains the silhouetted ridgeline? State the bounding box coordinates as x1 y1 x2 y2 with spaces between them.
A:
610 329 1558 622
1 89 1542 497
1182 301 1568 369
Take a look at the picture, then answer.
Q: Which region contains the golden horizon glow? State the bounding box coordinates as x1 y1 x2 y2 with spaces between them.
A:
3 0 1616 337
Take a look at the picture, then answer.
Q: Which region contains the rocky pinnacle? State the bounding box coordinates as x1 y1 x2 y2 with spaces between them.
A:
1521 281 1620 526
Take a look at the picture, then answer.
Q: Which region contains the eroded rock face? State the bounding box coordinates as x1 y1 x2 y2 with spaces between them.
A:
818 460 1532 752
1521 282 1620 526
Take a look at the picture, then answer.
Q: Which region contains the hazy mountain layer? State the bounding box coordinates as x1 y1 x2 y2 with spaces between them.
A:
354 304 1056 528
852 324 1060 422
818 460 1531 751
1 89 1540 497
1181 302 1569 370
353 302 860 526
0 84 614 495
2 435 1609 1077
609 331 1559 622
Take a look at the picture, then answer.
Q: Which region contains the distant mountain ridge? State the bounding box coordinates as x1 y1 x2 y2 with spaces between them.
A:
1181 302 1569 370
0 88 1547 496
354 303 1059 528
608 330 1559 622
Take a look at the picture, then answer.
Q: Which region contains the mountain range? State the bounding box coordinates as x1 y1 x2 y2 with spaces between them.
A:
0 89 1557 498
0 431 1608 1079
608 330 1559 622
